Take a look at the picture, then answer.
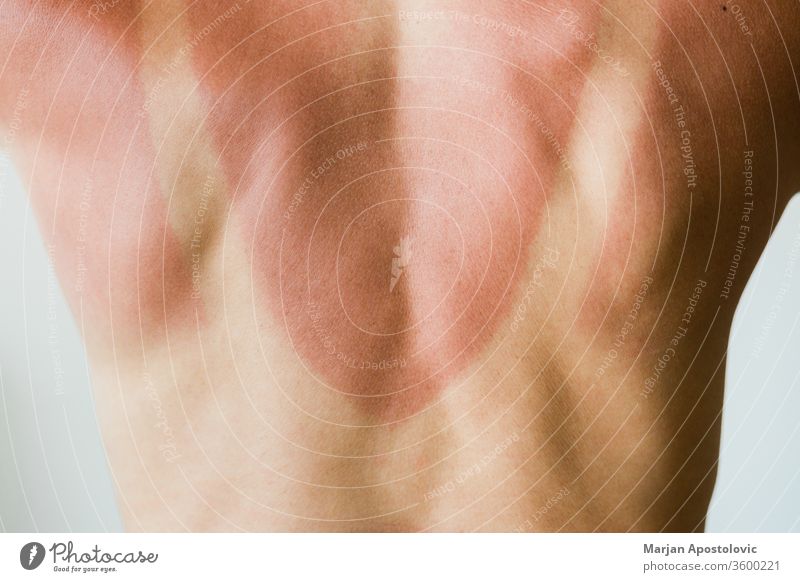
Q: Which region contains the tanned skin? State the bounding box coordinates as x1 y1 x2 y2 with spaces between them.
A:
1 0 799 531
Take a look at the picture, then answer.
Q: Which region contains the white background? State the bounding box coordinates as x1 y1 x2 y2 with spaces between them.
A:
1 533 798 581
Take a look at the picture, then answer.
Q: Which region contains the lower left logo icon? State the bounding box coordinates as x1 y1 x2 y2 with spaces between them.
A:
20 542 46 570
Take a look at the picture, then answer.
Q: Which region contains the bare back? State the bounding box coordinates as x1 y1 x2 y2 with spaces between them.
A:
2 0 799 531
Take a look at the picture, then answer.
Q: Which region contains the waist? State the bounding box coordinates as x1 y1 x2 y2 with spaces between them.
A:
87 317 722 532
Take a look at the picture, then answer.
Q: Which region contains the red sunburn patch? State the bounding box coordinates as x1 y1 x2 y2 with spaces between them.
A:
180 1 589 419
234 95 570 421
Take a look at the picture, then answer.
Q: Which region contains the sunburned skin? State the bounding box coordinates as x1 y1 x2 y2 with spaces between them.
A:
2 0 202 332
2 0 800 531
255 60 566 412
97 0 603 417
184 1 593 416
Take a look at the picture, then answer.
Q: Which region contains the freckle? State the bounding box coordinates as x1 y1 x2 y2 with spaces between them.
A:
722 5 727 11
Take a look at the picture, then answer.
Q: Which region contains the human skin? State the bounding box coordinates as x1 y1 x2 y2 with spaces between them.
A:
1 0 799 531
